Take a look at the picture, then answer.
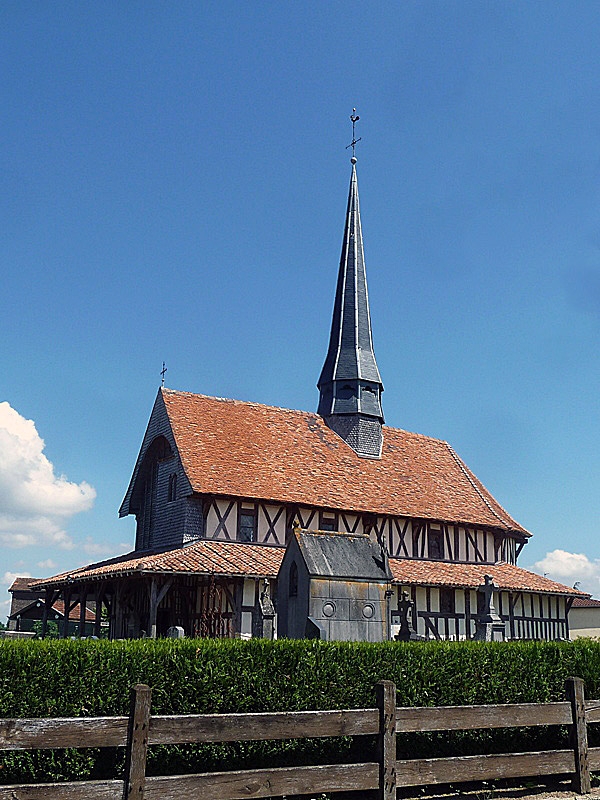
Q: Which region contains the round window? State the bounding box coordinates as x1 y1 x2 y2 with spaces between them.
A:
362 603 375 619
322 601 336 618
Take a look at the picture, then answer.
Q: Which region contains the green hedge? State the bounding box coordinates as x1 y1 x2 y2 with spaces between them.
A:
1 637 600 784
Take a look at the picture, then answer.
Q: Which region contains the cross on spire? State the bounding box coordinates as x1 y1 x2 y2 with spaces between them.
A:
346 108 362 161
160 362 167 387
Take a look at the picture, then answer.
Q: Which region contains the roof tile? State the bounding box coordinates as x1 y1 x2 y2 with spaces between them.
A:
390 559 586 596
32 540 285 587
160 389 527 533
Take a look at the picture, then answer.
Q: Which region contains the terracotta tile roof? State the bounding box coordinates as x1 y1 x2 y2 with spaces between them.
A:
53 601 96 622
571 596 600 608
31 540 285 588
8 577 40 593
8 598 95 622
159 389 527 534
390 559 587 596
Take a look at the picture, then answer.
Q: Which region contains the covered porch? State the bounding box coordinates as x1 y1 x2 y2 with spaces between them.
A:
31 539 284 640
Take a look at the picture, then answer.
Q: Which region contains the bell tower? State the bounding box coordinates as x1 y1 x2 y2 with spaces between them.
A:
317 112 384 458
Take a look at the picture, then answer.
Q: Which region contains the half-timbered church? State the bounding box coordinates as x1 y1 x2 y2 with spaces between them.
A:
34 139 584 641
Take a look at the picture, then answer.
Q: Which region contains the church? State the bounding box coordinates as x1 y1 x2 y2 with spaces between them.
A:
33 132 583 641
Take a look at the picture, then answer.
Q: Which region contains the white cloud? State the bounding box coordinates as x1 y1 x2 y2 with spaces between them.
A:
81 538 130 557
0 402 95 549
530 549 600 596
2 570 31 587
37 559 57 570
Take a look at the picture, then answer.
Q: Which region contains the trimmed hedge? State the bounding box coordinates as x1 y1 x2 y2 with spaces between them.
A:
1 637 600 783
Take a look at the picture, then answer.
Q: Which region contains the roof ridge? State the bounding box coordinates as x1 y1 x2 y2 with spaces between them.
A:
162 387 448 443
444 442 515 530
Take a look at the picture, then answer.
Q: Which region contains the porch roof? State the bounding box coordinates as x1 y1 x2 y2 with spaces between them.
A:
390 558 587 597
31 537 584 599
30 540 285 588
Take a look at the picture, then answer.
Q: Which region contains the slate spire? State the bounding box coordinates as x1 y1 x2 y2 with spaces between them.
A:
317 151 384 458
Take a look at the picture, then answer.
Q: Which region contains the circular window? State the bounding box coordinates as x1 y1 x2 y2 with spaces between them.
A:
362 603 375 619
322 601 336 618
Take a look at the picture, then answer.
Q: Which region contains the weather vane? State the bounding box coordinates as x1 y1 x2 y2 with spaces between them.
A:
160 361 167 387
346 108 361 161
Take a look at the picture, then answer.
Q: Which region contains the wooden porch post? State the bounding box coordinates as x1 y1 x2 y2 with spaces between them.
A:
79 586 88 637
60 588 71 639
41 588 51 638
94 583 106 638
113 584 124 640
148 577 173 639
149 578 158 639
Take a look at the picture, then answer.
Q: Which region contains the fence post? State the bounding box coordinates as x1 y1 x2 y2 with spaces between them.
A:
565 676 591 794
123 683 152 800
376 680 396 800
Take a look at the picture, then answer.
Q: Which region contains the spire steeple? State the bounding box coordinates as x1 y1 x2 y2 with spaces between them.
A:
317 119 384 459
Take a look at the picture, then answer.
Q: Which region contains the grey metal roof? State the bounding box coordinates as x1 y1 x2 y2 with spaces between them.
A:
295 531 391 582
317 161 384 422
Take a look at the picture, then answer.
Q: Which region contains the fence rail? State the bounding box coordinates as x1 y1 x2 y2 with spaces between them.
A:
0 677 597 799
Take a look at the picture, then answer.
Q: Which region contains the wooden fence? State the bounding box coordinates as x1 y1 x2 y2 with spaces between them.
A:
0 677 598 799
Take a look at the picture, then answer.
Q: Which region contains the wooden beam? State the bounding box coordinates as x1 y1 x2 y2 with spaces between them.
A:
61 588 71 639
94 583 107 638
79 587 88 637
396 701 571 733
148 579 158 639
396 749 574 787
148 708 379 744
142 763 379 800
0 779 122 799
148 578 173 639
41 589 52 639
0 717 129 750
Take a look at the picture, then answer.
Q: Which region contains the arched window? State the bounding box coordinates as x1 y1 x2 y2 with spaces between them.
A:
168 473 177 502
289 562 298 598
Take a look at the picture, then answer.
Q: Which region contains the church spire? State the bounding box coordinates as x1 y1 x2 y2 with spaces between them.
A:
317 115 384 459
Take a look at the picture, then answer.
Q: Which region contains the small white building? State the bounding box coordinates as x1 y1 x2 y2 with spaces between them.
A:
569 597 600 639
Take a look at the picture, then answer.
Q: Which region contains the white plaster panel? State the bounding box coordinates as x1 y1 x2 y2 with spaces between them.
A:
341 514 358 532
206 498 236 540
455 591 465 614
430 589 439 613
258 504 286 544
486 531 494 560
458 528 466 562
297 507 318 529
415 587 427 610
480 530 487 560
241 612 252 637
243 579 256 607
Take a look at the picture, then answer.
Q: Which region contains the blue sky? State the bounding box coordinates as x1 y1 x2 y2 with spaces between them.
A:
2 2 600 614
